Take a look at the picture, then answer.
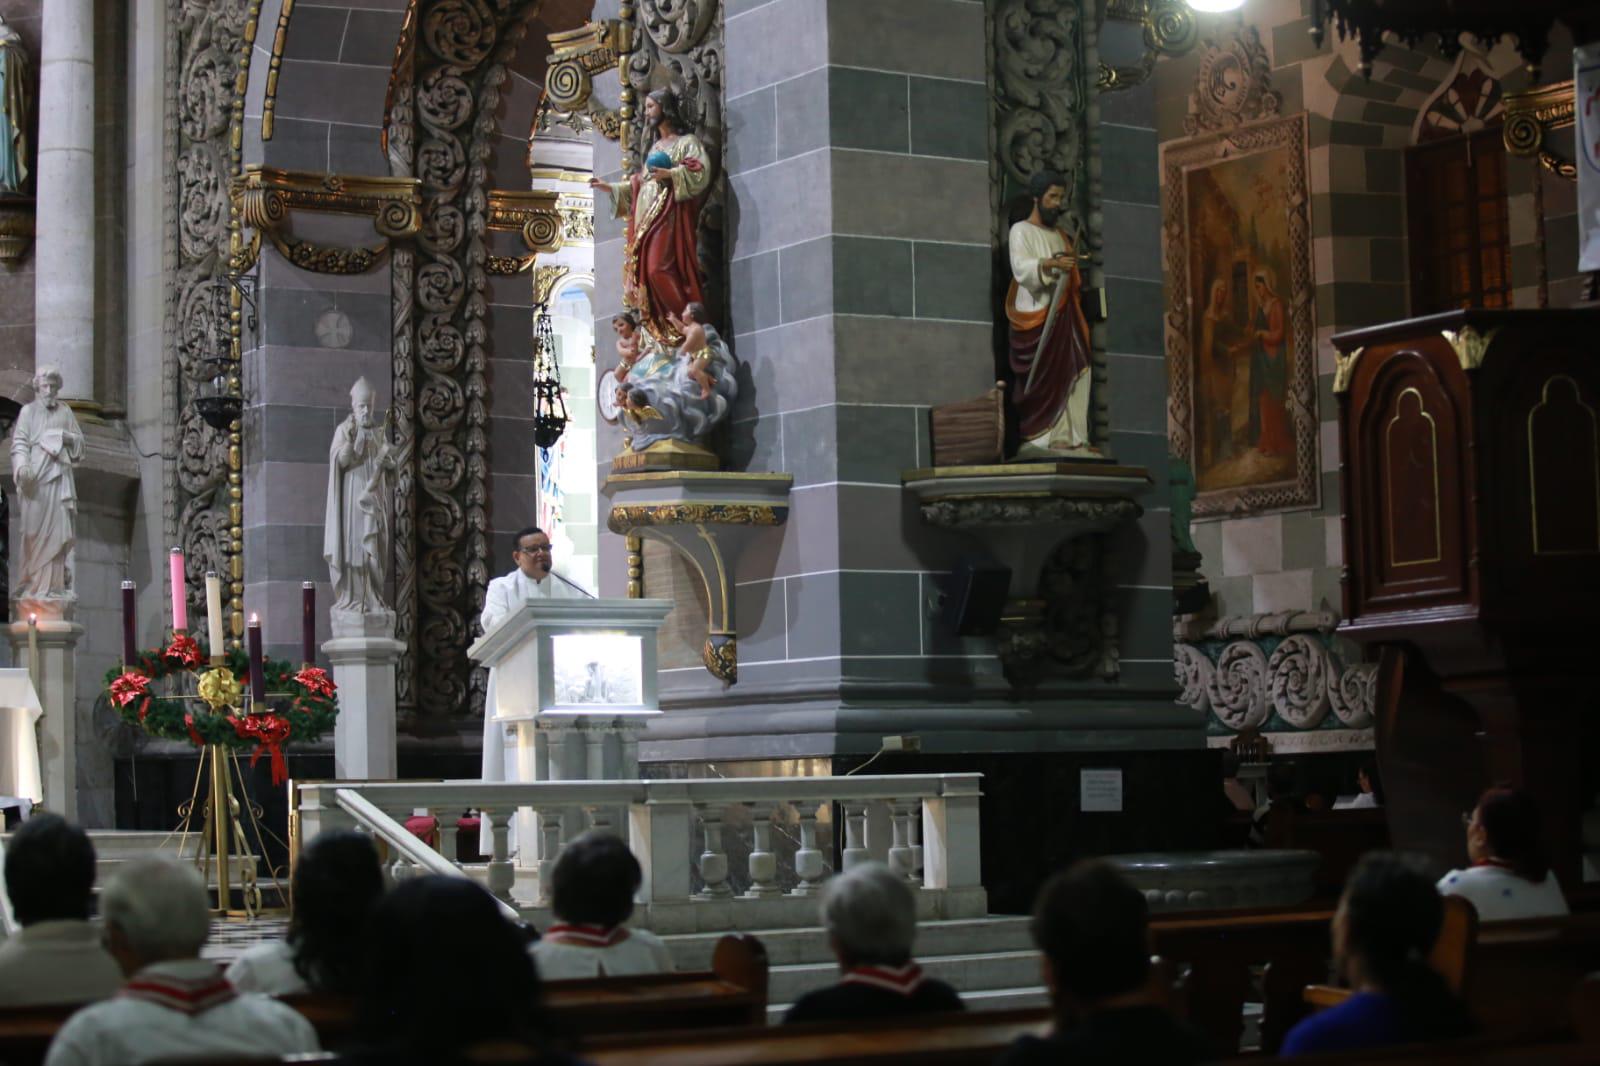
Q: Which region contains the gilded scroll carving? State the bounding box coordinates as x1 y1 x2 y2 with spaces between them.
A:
408 0 542 719
622 0 725 324
167 0 254 629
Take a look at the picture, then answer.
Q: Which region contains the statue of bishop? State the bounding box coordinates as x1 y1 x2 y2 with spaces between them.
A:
324 377 396 615
10 366 83 610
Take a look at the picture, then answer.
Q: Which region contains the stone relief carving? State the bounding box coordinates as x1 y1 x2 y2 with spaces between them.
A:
166 0 254 630
1184 25 1281 136
409 0 541 719
391 8 419 712
991 0 1089 239
622 0 725 329
1176 612 1376 733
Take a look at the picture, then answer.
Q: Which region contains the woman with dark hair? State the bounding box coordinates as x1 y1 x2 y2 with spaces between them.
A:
1438 787 1569 922
350 875 578 1065
226 830 384 996
532 832 673 979
1281 852 1474 1056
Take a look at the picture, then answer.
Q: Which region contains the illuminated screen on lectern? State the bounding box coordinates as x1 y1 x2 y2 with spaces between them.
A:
550 632 644 707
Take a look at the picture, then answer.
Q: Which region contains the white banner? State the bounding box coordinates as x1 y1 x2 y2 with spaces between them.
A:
1578 43 1600 271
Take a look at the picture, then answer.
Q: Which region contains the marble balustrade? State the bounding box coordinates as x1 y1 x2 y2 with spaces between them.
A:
296 774 985 932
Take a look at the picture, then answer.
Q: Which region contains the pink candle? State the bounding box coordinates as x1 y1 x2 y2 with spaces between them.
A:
169 548 187 631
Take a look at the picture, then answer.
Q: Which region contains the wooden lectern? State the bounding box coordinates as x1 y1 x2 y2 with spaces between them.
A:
1333 309 1600 885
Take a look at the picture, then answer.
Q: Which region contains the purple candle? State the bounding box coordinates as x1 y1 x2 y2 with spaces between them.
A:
301 582 315 666
121 581 137 666
247 614 266 703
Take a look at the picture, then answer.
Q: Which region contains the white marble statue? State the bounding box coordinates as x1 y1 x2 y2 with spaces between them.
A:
323 377 396 615
10 367 84 609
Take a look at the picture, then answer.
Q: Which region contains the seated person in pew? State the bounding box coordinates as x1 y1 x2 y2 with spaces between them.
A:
783 861 963 1025
998 861 1206 1065
531 832 674 980
226 829 384 996
1438 786 1569 923
0 813 124 1006
1281 852 1474 1057
43 858 320 1066
1333 761 1383 810
348 875 584 1065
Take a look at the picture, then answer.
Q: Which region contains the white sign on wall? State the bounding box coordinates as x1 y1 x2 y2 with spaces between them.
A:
1080 768 1124 813
1578 43 1600 271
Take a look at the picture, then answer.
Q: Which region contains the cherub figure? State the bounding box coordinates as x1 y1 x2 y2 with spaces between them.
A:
668 302 716 400
611 311 642 382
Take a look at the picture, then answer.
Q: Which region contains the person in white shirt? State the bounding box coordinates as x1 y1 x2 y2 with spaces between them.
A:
531 832 673 980
479 526 587 856
0 814 123 1006
1437 786 1569 923
226 829 384 996
43 858 319 1066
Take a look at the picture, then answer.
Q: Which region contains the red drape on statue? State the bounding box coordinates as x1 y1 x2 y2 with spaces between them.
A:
626 164 707 343
1005 264 1091 441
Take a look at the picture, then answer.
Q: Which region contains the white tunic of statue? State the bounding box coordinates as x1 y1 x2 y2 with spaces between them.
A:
323 382 395 616
478 567 581 856
10 378 84 606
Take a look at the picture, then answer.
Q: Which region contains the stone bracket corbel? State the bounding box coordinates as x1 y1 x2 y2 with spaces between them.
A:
0 195 36 264
903 462 1151 685
543 20 631 138
602 472 794 684
1504 80 1576 181
231 165 422 274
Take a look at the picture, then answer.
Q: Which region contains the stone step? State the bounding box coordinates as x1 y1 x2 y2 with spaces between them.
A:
766 948 1041 1007
660 916 1034 970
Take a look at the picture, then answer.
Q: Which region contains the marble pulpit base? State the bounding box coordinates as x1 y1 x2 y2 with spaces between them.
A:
324 610 403 780
508 713 651 873
6 618 82 819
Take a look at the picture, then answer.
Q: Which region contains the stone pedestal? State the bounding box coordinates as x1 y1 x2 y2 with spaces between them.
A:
323 611 402 780
7 617 83 819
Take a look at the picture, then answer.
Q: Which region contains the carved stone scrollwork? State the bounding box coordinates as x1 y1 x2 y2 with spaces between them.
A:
1207 641 1271 731
1183 26 1281 136
1267 634 1330 729
622 0 725 323
1328 658 1376 728
408 0 543 720
1174 643 1214 714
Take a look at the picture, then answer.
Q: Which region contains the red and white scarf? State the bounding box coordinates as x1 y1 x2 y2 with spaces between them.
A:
543 923 631 948
839 962 927 996
120 967 238 1016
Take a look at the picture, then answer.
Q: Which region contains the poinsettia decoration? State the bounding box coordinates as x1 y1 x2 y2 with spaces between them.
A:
105 640 337 785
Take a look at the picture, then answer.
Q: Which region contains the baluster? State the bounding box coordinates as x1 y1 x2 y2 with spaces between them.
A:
888 801 916 882
437 809 459 866
536 812 564 907
791 804 827 896
585 805 614 836
745 804 782 898
694 806 733 899
485 810 515 904
910 801 925 884
842 802 869 870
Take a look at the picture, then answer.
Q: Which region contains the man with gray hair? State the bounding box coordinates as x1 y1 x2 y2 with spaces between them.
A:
43 858 318 1066
782 862 963 1024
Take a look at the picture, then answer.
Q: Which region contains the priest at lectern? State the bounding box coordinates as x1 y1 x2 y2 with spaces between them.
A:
478 526 589 854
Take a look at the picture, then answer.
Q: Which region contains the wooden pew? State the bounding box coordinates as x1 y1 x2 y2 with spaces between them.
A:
1149 904 1334 1056
0 935 769 1066
584 1006 1053 1066
1301 893 1479 1009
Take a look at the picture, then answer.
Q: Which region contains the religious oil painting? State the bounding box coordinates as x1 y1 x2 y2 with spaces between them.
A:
551 633 644 707
1163 112 1319 517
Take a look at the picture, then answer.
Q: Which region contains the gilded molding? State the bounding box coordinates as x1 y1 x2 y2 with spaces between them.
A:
486 188 564 252
544 20 630 112
606 503 788 532
233 166 423 231
261 0 295 140
1442 326 1500 372
702 632 737 684
1332 346 1364 394
1504 80 1576 181
533 264 572 307
486 254 537 276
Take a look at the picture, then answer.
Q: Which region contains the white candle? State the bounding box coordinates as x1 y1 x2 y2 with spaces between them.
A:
205 571 224 659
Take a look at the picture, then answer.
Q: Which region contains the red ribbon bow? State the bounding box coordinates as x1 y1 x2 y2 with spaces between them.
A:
232 714 291 785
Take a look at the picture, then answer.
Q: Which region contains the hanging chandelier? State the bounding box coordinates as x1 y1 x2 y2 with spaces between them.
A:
1307 1 1600 78
194 270 256 431
531 309 568 452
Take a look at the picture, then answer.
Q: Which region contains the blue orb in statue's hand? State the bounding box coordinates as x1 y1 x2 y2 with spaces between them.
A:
646 150 673 171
